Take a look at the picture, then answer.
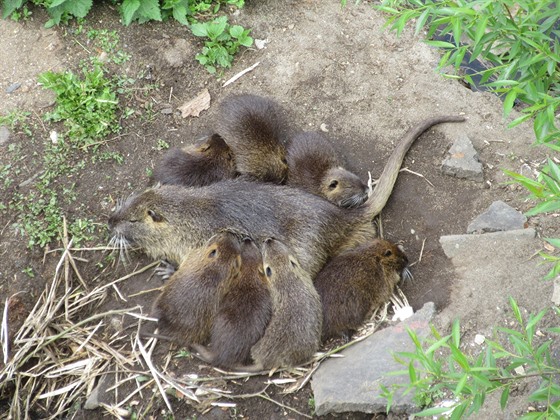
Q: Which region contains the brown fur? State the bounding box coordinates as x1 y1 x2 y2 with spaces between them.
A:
237 238 322 372
215 94 292 183
192 237 272 368
314 238 409 341
151 232 242 347
286 131 368 208
152 134 237 187
109 116 465 277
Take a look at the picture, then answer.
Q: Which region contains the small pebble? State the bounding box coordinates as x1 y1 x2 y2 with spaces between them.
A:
6 83 21 93
0 126 11 145
474 334 485 345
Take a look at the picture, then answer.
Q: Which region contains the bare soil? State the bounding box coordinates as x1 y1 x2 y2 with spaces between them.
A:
0 0 558 418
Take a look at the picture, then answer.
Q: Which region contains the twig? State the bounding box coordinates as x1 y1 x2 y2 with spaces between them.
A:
222 62 260 87
400 167 435 188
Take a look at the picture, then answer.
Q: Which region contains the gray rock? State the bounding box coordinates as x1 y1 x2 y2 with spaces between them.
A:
467 200 527 233
441 133 484 182
312 302 436 416
6 82 21 93
0 126 10 145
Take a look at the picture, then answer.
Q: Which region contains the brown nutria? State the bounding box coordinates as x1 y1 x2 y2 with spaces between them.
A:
109 116 465 278
191 237 272 369
151 231 242 347
151 133 237 187
215 94 292 183
236 238 322 372
314 237 411 341
286 131 368 208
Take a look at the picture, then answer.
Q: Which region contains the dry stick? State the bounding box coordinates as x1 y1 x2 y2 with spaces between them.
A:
257 393 313 419
1 296 9 364
222 61 260 87
135 338 174 413
400 167 435 188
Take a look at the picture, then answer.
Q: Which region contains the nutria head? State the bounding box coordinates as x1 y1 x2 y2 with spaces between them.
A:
371 239 412 284
321 167 368 208
194 231 243 280
196 133 236 165
261 238 306 282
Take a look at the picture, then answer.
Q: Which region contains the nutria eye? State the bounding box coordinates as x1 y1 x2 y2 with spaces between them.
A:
265 266 272 277
147 209 163 223
328 180 338 190
281 158 288 165
289 258 298 269
384 249 393 257
208 249 217 258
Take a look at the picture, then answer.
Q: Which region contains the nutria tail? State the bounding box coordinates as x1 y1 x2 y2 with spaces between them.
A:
364 115 466 219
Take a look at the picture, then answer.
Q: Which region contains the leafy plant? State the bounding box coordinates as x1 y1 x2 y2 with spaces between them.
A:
38 65 119 149
190 15 253 74
376 0 560 147
503 158 560 280
383 298 560 418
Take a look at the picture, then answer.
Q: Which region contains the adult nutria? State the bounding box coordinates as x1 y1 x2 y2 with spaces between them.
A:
151 133 237 187
314 237 411 341
109 115 465 278
286 131 368 208
192 237 272 369
151 231 242 347
237 238 322 372
215 94 292 183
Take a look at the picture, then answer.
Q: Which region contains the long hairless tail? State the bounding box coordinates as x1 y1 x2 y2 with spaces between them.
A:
366 115 466 219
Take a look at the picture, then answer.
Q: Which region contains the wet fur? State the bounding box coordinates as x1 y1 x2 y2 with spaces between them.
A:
215 94 292 183
314 238 409 341
286 131 368 208
239 239 322 372
193 238 272 368
152 134 237 187
109 116 465 277
151 232 242 346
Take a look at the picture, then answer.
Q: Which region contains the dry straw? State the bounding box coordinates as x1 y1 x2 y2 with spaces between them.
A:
0 218 410 418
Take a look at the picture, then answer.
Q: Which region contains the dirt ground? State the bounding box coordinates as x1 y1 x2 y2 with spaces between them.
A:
0 0 558 418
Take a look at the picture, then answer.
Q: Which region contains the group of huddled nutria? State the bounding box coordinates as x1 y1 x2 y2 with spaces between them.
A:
108 94 464 372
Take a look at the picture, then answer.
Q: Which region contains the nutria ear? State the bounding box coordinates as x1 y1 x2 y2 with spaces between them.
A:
383 249 393 257
147 209 164 223
289 257 298 269
328 179 339 190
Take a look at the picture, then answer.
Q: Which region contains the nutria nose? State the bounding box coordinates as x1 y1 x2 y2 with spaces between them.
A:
264 237 274 244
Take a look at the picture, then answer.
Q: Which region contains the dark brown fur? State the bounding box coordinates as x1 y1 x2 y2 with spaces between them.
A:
238 238 322 372
192 237 272 368
314 238 409 341
286 131 368 208
109 116 465 278
215 94 292 183
152 134 237 187
151 232 242 347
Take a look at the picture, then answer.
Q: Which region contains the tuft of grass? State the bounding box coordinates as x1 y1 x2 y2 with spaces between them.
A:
383 297 560 419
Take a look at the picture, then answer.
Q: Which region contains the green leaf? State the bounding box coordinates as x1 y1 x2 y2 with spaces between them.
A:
415 8 430 35
526 308 547 333
500 385 510 410
415 405 457 416
545 238 560 248
137 0 162 22
525 200 560 216
191 22 208 37
509 297 523 325
503 89 518 118
2 0 25 19
424 40 456 48
206 16 228 40
408 361 417 383
229 25 244 38
451 318 461 348
62 0 92 18
121 0 141 25
454 373 468 395
508 113 532 128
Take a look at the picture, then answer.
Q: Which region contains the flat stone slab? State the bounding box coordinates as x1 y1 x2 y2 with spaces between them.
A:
441 133 484 182
0 125 10 145
312 302 436 416
467 200 527 233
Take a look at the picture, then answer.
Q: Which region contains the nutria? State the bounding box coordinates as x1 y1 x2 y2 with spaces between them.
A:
151 133 237 187
109 115 465 278
151 231 242 347
236 238 322 372
215 94 292 183
286 131 368 208
192 237 272 368
314 237 411 341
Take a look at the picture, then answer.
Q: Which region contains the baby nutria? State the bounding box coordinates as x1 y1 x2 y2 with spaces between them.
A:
215 94 292 183
151 133 237 187
151 231 242 347
314 237 411 341
236 238 322 372
286 131 368 208
192 237 272 369
109 116 465 278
